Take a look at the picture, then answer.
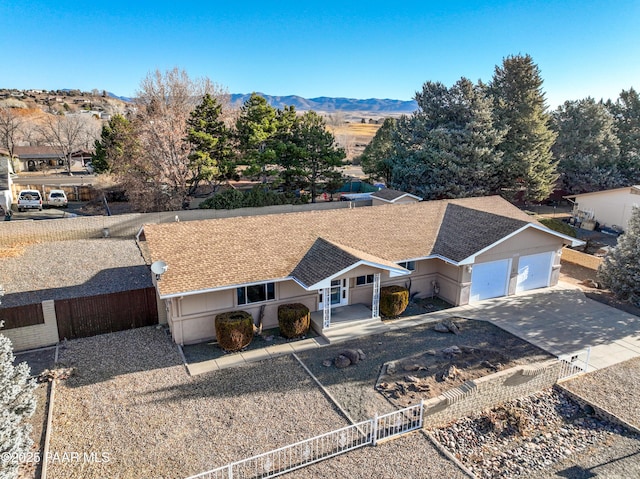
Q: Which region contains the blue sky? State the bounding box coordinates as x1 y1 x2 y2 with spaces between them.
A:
1 1 638 109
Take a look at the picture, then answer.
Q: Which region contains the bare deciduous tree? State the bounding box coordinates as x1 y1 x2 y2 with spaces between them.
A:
120 68 229 211
0 107 25 168
38 114 100 173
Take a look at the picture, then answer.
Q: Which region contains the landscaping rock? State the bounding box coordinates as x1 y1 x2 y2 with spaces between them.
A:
442 345 462 356
439 365 461 381
341 349 361 365
322 359 332 367
434 319 461 334
334 354 351 369
386 362 397 374
356 349 366 361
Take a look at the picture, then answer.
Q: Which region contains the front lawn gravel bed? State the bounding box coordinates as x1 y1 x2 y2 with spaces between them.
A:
296 319 550 422
47 326 349 479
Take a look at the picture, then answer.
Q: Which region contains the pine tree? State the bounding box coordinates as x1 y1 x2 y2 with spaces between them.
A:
389 78 504 200
489 54 558 202
0 326 36 479
91 114 137 174
552 98 623 193
275 111 345 202
185 93 234 195
606 88 640 184
235 93 278 183
597 207 640 306
358 117 397 184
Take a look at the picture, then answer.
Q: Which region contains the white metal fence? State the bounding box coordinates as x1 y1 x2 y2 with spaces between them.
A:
186 402 423 479
557 347 591 380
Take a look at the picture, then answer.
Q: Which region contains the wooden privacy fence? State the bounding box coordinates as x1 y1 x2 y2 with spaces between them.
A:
0 303 45 329
55 287 158 340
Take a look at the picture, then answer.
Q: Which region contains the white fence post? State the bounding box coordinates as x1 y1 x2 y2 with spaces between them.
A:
372 413 378 446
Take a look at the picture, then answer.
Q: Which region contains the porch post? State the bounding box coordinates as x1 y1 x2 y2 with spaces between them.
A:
372 273 381 319
322 287 331 328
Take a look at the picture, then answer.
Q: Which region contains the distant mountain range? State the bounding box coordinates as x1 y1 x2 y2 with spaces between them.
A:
104 91 418 115
229 93 417 114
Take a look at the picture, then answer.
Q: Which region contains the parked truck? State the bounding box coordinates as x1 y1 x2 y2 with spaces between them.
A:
17 190 43 212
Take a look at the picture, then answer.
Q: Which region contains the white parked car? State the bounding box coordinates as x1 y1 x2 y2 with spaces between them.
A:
17 190 43 212
47 190 68 208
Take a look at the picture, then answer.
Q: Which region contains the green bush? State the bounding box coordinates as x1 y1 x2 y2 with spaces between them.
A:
200 187 308 210
215 311 254 352
278 303 311 338
538 217 577 238
379 285 409 317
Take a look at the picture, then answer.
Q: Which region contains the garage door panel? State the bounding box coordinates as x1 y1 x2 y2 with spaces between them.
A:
516 252 553 293
470 259 510 302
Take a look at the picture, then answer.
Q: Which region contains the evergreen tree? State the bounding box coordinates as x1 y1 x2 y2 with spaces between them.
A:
235 93 278 183
606 88 640 184
552 98 623 193
0 325 36 479
185 93 234 195
358 117 397 184
598 207 640 306
275 111 345 202
389 78 504 199
489 54 558 202
91 114 137 174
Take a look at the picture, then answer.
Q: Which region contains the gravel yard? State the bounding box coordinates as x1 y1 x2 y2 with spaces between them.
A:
562 356 640 429
0 239 150 307
296 319 550 422
47 326 349 479
287 432 469 479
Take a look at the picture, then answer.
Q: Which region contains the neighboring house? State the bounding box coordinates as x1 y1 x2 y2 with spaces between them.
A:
13 146 64 172
565 186 640 232
143 196 582 346
371 188 422 206
0 151 13 214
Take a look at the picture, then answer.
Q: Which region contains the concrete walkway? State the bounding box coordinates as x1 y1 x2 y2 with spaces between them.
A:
185 284 640 375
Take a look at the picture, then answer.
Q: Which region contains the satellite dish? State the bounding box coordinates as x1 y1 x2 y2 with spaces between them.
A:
151 260 168 279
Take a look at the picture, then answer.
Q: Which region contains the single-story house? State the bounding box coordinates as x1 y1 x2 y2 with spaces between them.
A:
371 188 422 206
565 186 640 232
142 196 582 346
13 146 64 172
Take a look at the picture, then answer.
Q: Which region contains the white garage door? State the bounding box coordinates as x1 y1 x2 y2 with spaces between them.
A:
516 252 554 293
470 259 511 302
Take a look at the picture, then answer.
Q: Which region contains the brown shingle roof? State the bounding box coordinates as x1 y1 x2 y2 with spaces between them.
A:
144 196 544 297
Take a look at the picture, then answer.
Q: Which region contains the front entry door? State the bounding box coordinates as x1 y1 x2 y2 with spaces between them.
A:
319 278 349 309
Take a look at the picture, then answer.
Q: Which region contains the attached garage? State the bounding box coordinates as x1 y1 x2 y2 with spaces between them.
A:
515 251 554 293
469 259 511 302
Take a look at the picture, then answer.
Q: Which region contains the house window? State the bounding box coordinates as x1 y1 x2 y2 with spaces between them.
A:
398 261 416 271
356 274 375 286
237 282 275 305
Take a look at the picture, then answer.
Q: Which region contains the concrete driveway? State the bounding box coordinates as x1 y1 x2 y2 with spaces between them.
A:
454 283 640 371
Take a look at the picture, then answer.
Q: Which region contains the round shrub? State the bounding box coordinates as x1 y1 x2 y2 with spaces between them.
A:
278 303 311 338
379 285 409 317
215 311 254 352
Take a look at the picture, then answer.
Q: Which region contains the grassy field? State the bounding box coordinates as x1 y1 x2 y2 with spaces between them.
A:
327 122 381 160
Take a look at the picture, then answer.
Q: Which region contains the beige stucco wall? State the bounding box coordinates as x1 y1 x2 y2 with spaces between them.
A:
573 188 639 230
167 281 317 345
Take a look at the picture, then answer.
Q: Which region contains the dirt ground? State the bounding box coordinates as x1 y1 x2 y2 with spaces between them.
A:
374 317 550 408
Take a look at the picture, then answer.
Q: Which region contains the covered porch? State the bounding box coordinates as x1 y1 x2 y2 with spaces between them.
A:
310 303 390 343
